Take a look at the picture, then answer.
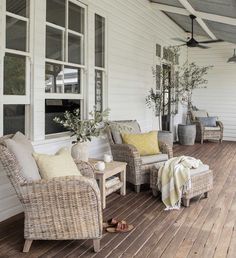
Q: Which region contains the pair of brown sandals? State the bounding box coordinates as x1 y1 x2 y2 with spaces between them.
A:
103 218 134 233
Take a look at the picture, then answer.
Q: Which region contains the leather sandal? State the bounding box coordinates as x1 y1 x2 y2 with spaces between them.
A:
106 220 134 233
103 218 120 228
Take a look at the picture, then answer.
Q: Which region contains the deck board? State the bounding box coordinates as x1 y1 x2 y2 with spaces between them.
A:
0 141 236 258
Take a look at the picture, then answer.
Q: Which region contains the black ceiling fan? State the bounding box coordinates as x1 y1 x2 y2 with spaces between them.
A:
174 15 223 49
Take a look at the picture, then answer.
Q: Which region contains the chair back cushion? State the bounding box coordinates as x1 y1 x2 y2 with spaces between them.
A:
191 110 208 120
33 148 81 179
121 131 160 156
4 132 41 181
196 116 217 127
109 120 141 144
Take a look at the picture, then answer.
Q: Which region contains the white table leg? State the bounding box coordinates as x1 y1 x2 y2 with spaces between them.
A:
99 177 106 209
120 168 126 196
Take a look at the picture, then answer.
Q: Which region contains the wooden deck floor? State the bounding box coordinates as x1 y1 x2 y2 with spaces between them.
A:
1 142 236 258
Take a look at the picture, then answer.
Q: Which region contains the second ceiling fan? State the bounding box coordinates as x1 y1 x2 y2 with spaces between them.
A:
174 14 223 49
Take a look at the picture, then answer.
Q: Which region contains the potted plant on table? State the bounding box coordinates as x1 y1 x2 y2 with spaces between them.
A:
54 107 110 161
177 62 213 145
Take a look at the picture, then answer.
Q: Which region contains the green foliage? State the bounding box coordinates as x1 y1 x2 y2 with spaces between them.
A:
4 54 25 95
53 107 110 143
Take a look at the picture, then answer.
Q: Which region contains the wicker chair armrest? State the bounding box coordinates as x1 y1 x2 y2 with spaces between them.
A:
111 144 140 159
159 141 173 158
20 176 101 208
75 160 95 178
216 121 224 130
194 121 204 132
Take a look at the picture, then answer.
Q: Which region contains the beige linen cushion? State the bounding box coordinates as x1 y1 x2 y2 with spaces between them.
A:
33 148 81 179
191 110 208 120
4 132 41 181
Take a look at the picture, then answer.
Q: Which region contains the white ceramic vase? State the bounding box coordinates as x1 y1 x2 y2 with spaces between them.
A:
71 142 89 162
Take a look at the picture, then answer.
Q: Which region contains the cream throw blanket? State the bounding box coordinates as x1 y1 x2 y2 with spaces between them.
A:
157 156 203 210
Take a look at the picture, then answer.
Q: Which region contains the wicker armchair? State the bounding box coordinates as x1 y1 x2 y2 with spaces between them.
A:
190 110 224 144
0 136 102 253
107 120 173 193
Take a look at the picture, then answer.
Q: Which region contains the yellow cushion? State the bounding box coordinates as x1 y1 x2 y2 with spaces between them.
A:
121 131 160 156
33 148 81 179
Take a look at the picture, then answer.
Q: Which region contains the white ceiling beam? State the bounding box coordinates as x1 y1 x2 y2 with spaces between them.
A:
177 0 217 39
153 3 236 27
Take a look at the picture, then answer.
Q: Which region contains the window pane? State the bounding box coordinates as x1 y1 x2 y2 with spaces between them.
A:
45 99 80 134
68 2 84 34
46 0 65 27
6 0 29 17
95 14 105 68
46 26 63 61
68 33 82 64
95 70 103 112
4 54 26 95
6 16 27 51
45 63 63 93
4 105 25 135
64 66 80 94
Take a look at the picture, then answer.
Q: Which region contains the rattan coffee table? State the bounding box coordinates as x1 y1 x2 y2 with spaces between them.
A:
89 159 127 209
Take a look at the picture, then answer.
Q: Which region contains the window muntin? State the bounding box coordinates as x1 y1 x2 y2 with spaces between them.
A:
3 105 25 135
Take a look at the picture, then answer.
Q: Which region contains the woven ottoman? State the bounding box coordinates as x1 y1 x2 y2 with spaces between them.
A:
150 163 213 207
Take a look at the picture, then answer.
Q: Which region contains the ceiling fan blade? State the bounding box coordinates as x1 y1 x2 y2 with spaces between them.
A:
197 44 210 49
199 39 224 44
172 38 186 43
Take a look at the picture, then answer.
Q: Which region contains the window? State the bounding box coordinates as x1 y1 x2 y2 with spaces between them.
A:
95 14 106 112
2 0 30 135
45 99 80 135
45 0 86 135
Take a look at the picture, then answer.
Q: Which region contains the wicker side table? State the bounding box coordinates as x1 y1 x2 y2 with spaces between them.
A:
89 159 127 209
150 164 213 207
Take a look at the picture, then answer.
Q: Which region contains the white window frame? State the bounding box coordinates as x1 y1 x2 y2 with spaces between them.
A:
45 0 87 137
0 0 33 136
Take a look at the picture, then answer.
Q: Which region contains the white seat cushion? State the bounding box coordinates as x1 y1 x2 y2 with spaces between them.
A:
204 126 221 131
141 153 168 165
190 164 210 176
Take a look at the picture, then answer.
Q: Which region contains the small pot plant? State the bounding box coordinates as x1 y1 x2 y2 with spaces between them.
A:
53 107 110 161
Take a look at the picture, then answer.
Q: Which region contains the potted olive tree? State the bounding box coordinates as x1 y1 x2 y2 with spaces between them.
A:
177 62 212 145
54 108 110 161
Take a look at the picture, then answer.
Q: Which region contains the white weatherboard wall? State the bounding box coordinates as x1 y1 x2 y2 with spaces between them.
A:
189 42 236 141
0 0 186 222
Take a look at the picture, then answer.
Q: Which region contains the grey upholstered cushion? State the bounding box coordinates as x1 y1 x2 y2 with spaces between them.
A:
191 110 208 120
190 164 209 176
197 116 217 127
5 132 41 181
110 120 141 144
141 153 168 165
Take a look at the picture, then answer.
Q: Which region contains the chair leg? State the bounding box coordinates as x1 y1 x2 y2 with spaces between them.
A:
93 239 100 253
152 188 159 197
135 185 141 193
182 198 190 207
23 239 33 253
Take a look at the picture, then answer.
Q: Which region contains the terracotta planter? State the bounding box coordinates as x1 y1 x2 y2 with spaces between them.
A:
71 142 89 162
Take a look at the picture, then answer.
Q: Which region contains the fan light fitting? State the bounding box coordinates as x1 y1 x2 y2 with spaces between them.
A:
227 49 236 63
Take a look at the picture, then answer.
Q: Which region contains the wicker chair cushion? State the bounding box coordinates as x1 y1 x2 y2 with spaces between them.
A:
204 126 221 131
190 164 209 176
5 136 41 181
196 116 217 127
33 148 82 179
141 153 168 165
110 121 141 144
191 110 208 120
